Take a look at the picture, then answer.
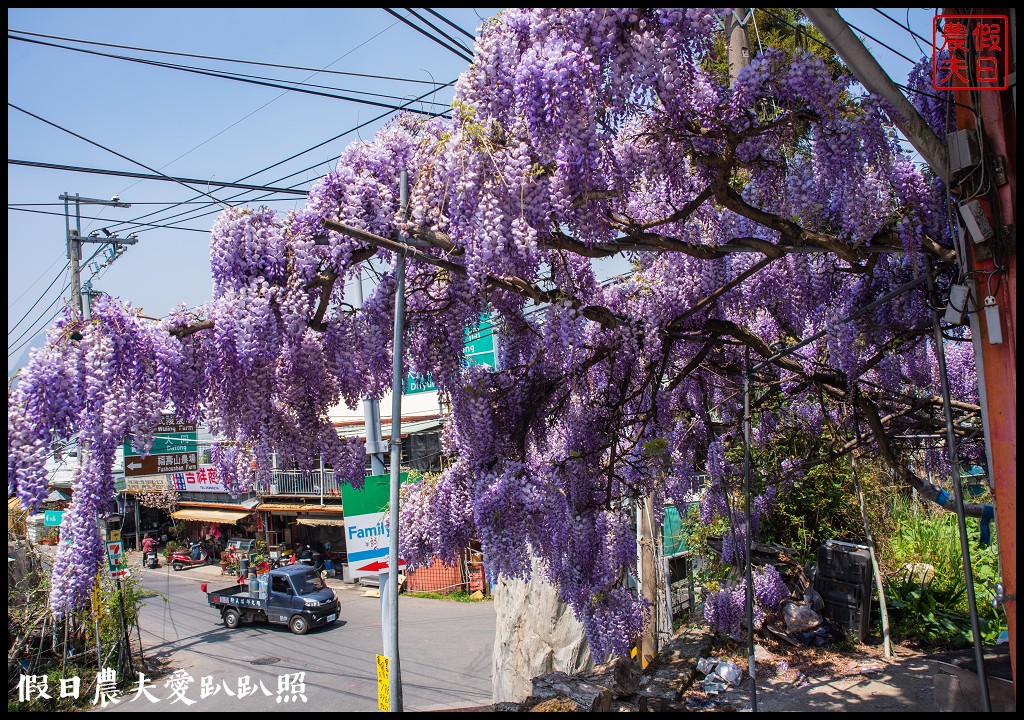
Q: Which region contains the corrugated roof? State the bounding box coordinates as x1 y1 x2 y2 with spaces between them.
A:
337 417 444 439
295 517 345 527
257 503 345 514
171 508 251 523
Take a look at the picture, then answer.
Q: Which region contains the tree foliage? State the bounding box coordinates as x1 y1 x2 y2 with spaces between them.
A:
9 8 982 658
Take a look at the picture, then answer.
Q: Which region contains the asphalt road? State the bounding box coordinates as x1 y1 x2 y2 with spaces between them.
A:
96 561 495 712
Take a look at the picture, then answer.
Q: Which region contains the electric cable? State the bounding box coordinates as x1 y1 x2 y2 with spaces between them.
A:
383 9 473 62
9 103 235 209
8 242 126 357
871 8 932 54
78 18 421 225
8 252 67 309
8 28 450 86
8 261 71 336
7 277 69 357
92 80 456 237
840 17 919 66
9 200 299 207
8 34 447 117
9 159 309 196
424 8 477 41
403 8 474 55
8 206 212 232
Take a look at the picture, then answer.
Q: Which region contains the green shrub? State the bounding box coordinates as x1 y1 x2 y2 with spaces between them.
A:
879 495 1005 647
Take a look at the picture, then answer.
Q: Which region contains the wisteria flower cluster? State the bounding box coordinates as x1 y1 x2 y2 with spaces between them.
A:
8 9 981 657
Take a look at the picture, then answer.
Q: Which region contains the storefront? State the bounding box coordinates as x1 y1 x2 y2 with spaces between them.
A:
170 501 258 557
258 502 346 561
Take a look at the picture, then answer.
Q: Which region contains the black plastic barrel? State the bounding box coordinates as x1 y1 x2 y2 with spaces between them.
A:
814 540 873 641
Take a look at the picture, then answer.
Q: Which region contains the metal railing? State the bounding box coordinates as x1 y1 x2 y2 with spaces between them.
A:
264 470 342 499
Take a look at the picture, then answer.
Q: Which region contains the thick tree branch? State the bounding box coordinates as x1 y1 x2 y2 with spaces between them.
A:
856 393 986 518
323 219 622 329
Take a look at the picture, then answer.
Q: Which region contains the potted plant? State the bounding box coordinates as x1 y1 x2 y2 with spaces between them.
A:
251 552 270 574
163 540 179 559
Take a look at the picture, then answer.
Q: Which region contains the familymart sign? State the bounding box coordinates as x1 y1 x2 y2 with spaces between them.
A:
340 473 410 580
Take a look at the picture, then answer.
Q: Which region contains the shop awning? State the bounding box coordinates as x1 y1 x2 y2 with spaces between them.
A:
171 508 250 524
295 517 345 527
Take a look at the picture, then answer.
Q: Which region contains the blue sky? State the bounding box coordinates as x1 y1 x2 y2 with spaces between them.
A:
7 8 939 374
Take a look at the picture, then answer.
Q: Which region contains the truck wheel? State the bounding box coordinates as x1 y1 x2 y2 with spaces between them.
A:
172 562 183 571
288 615 309 635
223 608 242 629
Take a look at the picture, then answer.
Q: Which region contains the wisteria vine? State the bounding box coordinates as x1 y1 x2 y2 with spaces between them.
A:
9 9 981 657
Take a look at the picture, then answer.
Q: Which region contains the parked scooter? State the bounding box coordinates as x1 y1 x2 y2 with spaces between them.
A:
294 544 324 571
170 541 212 571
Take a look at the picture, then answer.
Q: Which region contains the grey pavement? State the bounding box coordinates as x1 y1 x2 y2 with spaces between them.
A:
91 550 495 712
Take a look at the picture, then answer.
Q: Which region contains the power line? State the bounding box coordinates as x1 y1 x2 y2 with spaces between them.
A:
9 200 300 207
9 103 236 209
8 252 66 309
403 8 474 55
840 17 919 66
8 28 451 86
95 80 456 237
7 272 69 357
7 242 126 359
9 159 309 196
383 9 474 62
424 8 477 41
8 206 212 233
88 19 417 223
8 262 70 336
9 34 449 117
871 8 932 54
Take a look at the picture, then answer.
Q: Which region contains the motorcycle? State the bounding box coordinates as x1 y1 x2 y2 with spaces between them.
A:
295 545 324 571
170 542 212 571
142 550 161 569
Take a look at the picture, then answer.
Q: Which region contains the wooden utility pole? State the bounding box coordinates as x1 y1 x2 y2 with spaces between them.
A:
726 8 751 87
636 496 658 668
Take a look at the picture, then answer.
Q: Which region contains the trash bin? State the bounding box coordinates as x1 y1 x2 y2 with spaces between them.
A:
814 540 873 641
238 555 249 577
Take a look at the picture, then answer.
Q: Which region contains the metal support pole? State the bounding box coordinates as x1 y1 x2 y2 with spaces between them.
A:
849 396 894 659
801 8 950 182
354 268 388 476
926 263 991 712
742 346 757 712
385 170 409 712
134 498 141 555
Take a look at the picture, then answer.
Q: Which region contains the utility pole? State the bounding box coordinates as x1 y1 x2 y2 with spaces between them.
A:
383 170 409 711
637 496 658 668
353 268 389 476
58 193 135 682
59 193 135 316
726 8 751 87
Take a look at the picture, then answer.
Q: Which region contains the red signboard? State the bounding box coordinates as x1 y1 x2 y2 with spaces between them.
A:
932 14 1009 91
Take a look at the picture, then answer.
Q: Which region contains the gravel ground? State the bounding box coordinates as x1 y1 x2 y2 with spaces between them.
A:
680 631 940 712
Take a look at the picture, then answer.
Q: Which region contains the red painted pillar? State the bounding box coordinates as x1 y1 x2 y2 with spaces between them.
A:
948 7 1016 692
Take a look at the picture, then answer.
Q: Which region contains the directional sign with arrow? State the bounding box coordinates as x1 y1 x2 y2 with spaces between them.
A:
124 452 198 477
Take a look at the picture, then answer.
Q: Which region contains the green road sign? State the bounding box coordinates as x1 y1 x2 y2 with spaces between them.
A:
405 313 496 394
123 432 197 457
